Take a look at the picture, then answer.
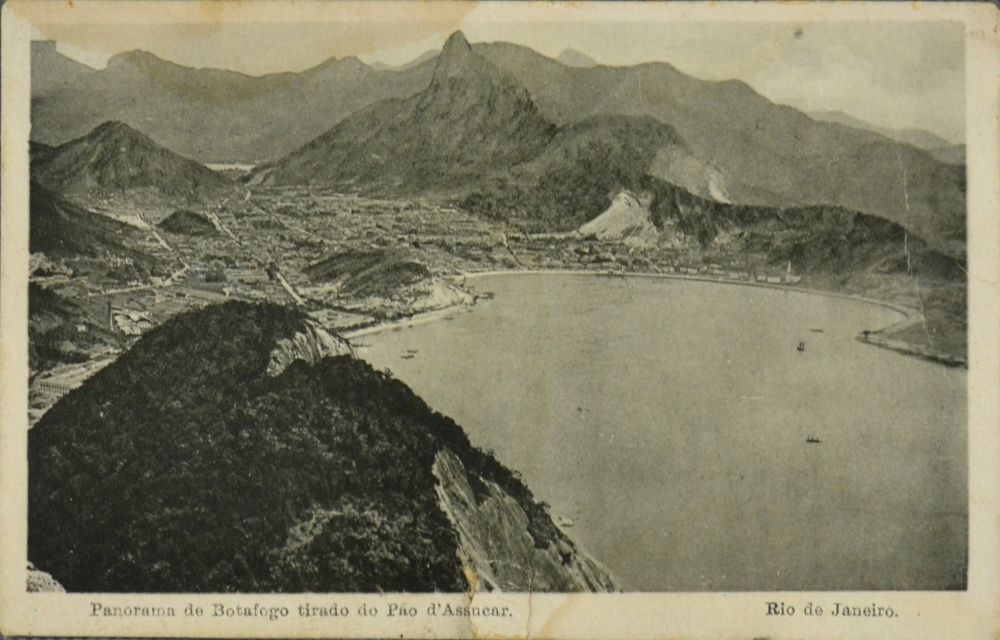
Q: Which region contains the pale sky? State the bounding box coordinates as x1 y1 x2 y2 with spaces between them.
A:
30 4 965 144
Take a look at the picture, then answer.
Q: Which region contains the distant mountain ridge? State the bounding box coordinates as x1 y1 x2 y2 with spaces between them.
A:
374 49 439 71
30 41 97 94
252 32 963 254
252 32 557 191
809 110 959 151
469 41 966 249
253 32 733 238
31 40 435 164
928 144 966 166
557 48 598 68
32 34 965 250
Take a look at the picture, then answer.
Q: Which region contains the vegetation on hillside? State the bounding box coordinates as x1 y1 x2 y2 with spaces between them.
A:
461 116 680 232
29 302 559 592
158 209 218 236
29 182 167 281
29 284 120 373
31 121 234 201
255 32 555 192
305 249 432 297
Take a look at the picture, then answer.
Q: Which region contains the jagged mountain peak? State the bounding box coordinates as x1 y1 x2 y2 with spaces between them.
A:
431 30 477 82
443 30 472 55
422 30 538 108
256 30 556 190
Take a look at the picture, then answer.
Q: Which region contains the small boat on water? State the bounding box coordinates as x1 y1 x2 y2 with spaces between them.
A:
797 341 806 352
400 353 415 360
806 436 821 444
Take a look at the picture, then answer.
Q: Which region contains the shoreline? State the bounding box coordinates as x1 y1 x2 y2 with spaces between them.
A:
343 303 476 340
464 268 919 318
341 269 968 367
342 267 966 368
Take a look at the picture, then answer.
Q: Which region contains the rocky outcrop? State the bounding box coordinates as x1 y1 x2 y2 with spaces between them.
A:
579 191 660 248
26 562 65 592
404 279 476 314
266 321 353 376
648 145 732 204
432 448 619 593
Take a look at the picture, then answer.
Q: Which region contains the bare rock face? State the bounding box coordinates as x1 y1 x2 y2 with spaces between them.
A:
404 279 476 315
578 191 660 248
26 562 65 592
266 321 353 376
648 145 732 204
432 448 619 593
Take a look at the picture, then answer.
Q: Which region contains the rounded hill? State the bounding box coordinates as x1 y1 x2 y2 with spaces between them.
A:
29 302 615 592
157 209 218 236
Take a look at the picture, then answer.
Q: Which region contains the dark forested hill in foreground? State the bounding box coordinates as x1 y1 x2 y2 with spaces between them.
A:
29 302 615 593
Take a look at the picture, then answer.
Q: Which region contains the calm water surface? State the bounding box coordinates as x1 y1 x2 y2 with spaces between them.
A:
357 273 967 591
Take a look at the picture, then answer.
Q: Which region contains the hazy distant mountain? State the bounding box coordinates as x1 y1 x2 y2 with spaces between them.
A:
30 41 434 163
368 50 438 71
396 49 440 70
928 144 966 166
809 110 956 151
31 121 234 201
30 41 97 95
472 41 965 249
31 36 965 250
253 32 556 191
556 48 598 68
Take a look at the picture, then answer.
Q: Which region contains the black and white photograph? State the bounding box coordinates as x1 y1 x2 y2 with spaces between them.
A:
3 1 999 637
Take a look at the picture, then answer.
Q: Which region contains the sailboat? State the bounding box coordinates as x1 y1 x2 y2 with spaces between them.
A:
797 341 806 352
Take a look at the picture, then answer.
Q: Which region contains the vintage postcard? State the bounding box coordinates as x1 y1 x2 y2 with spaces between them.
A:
1 1 998 638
